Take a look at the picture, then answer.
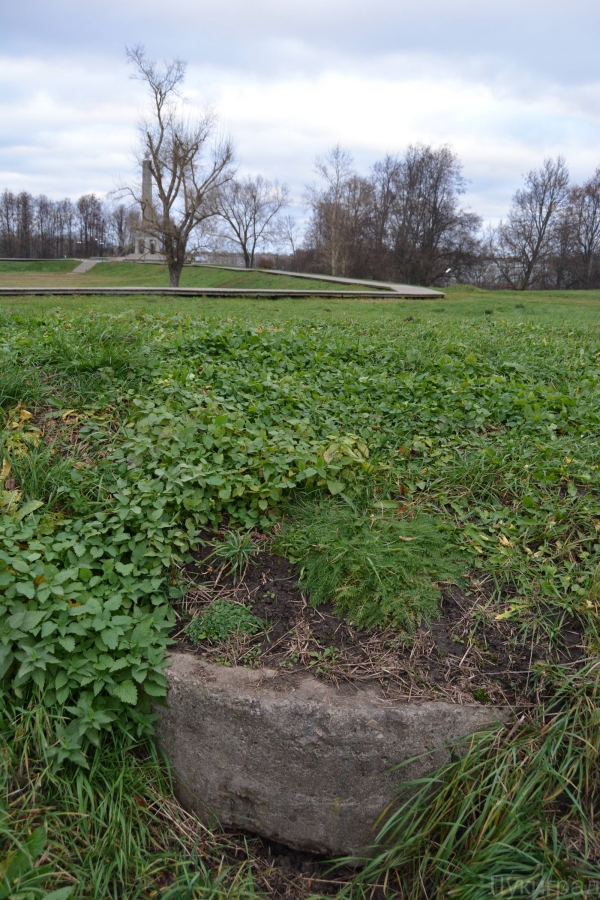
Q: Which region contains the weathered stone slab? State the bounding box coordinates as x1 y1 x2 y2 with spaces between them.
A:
155 652 510 856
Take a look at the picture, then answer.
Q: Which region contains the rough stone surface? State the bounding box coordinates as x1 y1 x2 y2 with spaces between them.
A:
155 652 511 856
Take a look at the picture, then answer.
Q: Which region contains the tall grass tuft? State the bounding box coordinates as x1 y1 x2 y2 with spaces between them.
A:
0 698 260 899
275 489 463 632
344 662 600 899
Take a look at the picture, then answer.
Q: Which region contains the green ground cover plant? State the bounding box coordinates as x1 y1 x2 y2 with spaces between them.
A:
1 295 600 897
185 599 263 644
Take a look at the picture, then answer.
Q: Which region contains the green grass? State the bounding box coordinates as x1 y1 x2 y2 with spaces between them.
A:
345 662 600 900
274 487 463 633
4 285 600 327
0 698 259 898
83 261 368 291
0 259 79 273
2 291 600 896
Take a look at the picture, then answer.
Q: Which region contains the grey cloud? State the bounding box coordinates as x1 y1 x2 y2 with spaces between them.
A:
3 0 600 85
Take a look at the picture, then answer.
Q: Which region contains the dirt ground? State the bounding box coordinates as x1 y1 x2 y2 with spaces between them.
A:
174 535 583 710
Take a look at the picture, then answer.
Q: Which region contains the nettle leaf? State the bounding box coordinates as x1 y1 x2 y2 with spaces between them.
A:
101 629 119 650
10 558 30 575
15 581 36 599
113 680 138 705
0 646 14 679
8 610 45 632
58 636 76 653
143 679 167 697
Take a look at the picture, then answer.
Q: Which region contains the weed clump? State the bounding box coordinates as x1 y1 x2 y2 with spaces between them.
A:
275 492 463 632
185 600 263 644
205 530 259 583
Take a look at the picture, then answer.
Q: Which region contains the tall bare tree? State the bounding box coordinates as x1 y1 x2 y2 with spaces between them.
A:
216 175 288 268
387 144 480 286
494 157 570 290
126 46 234 286
568 170 600 289
305 147 373 277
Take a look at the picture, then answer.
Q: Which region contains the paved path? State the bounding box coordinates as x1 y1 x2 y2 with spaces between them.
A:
195 263 444 298
70 260 100 274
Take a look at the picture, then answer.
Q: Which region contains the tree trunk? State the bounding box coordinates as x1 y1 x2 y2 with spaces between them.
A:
169 262 184 287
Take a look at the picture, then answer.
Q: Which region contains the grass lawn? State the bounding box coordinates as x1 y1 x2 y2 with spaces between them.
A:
83 261 370 290
1 287 599 898
0 260 370 291
3 281 600 323
0 258 80 273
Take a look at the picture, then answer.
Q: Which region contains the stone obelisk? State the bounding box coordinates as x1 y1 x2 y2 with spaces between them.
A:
135 158 153 256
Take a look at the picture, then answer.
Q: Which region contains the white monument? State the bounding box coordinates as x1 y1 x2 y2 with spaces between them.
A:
134 158 160 257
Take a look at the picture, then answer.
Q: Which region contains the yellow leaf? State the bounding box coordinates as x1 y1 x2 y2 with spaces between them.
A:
323 444 338 464
495 603 527 620
499 534 513 547
0 458 10 480
0 489 22 510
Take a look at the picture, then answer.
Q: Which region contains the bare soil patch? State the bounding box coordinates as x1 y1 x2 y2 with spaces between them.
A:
174 535 584 708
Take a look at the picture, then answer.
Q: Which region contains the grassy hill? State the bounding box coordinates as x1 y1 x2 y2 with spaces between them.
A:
81 262 367 290
0 259 80 273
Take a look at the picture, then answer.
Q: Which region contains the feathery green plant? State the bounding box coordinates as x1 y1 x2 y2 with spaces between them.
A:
275 489 463 631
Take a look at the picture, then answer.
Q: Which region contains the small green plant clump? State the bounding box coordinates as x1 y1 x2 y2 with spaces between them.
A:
275 490 463 632
185 599 263 643
205 530 259 583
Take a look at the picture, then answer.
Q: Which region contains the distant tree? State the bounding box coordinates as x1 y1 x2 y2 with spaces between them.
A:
76 194 105 256
494 156 570 290
216 175 288 268
305 146 373 277
0 191 18 257
16 193 34 258
568 170 600 289
368 154 402 278
274 214 302 269
386 144 480 286
126 45 234 286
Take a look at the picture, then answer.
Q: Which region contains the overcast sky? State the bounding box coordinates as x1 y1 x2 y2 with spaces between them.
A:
1 0 599 225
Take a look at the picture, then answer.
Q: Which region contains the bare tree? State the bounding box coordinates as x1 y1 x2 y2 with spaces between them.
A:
126 46 234 286
305 146 356 276
494 156 570 290
305 147 374 277
368 154 401 278
568 170 600 289
274 214 301 268
387 144 480 286
216 175 288 268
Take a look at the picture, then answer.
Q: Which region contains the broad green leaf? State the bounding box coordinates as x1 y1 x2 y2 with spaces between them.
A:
113 680 138 705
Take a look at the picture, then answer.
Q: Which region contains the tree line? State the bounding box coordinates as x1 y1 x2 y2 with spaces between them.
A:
297 148 600 290
3 46 600 291
0 191 140 259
